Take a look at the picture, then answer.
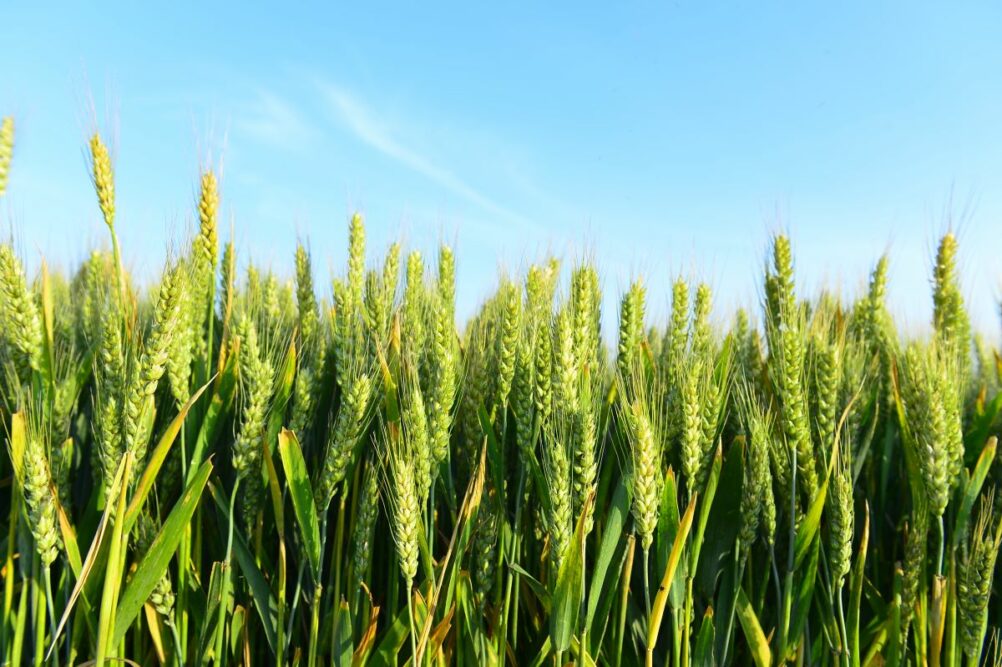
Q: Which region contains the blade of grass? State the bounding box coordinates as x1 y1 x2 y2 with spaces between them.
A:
277 428 321 581
111 459 213 646
647 492 696 664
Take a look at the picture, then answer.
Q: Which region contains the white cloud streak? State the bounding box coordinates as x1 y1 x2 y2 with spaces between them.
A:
319 82 533 227
238 89 318 150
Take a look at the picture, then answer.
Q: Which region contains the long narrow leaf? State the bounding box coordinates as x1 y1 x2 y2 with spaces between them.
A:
648 492 697 653
123 379 212 535
585 477 630 633
112 459 213 646
278 428 321 580
735 586 771 667
848 502 870 667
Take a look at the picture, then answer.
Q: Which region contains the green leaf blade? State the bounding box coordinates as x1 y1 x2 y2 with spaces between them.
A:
112 459 213 646
278 428 322 580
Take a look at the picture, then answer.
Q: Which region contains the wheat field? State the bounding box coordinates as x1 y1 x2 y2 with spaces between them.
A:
1 119 1002 666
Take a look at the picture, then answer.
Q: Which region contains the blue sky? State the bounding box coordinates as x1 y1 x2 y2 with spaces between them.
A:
3 2 1002 335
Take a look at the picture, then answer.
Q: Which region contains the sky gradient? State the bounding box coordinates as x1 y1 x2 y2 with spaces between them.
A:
2 2 1001 335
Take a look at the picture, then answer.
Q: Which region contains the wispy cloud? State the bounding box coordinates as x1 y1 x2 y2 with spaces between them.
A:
237 89 318 151
318 82 534 227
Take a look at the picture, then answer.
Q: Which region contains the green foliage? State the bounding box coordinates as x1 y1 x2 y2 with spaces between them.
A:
2 131 1002 666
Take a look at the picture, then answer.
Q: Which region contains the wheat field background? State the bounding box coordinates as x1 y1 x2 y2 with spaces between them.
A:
0 117 1002 666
